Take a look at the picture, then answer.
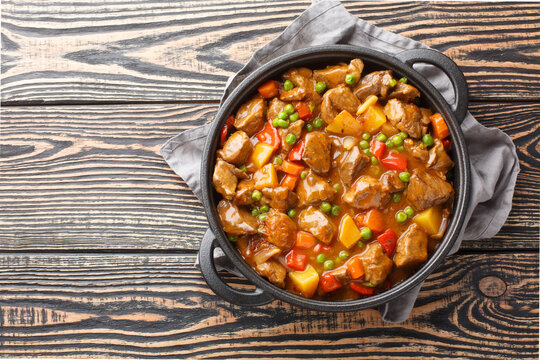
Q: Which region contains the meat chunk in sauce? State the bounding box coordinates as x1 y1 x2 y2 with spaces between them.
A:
256 260 287 288
264 210 297 250
353 70 394 101
406 168 453 211
393 223 428 268
302 131 331 175
320 85 360 124
217 200 258 235
279 120 304 154
298 206 336 245
313 58 364 89
260 186 298 212
267 97 287 121
296 171 336 207
213 158 242 200
360 242 394 286
343 175 390 210
381 171 406 193
384 99 426 139
282 67 322 105
244 236 282 265
338 145 370 187
404 138 428 162
387 81 421 102
280 87 307 101
218 130 253 166
427 139 454 173
234 95 267 136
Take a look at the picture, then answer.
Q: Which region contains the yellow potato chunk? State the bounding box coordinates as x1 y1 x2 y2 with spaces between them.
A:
363 104 387 133
249 142 275 169
253 163 278 190
413 205 443 235
326 110 363 136
289 265 320 298
338 214 362 249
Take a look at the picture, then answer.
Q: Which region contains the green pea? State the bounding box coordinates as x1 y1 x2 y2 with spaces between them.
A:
357 240 366 249
363 148 372 156
396 145 404 152
251 190 262 201
315 81 327 93
333 183 342 192
371 156 378 165
284 104 295 115
389 78 397 87
278 111 288 120
283 80 294 91
258 213 268 222
259 205 269 213
229 235 238 242
399 171 411 182
289 112 299 122
385 140 394 148
320 201 332 213
313 117 324 128
286 133 297 145
422 134 434 146
392 193 402 203
251 208 260 217
309 103 315 112
273 155 283 165
331 205 341 217
316 253 326 263
239 165 247 172
288 208 297 218
399 77 408 84
300 170 308 179
360 227 372 240
345 74 356 85
363 282 377 288
272 118 280 127
323 260 335 270
395 210 408 224
404 206 415 218
359 140 369 149
392 135 403 146
362 133 371 140
305 124 314 132
339 250 350 261
277 119 289 128
399 131 408 139
376 133 387 142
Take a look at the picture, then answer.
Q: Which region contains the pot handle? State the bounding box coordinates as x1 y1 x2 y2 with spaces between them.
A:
199 229 275 306
396 48 469 123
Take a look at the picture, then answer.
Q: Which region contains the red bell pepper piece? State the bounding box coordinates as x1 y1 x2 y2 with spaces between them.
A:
320 273 343 293
377 228 397 256
385 278 391 290
381 152 408 172
443 139 451 151
350 282 375 295
220 115 235 146
286 249 307 271
294 101 312 120
313 243 331 254
256 119 281 150
288 140 304 161
371 139 386 160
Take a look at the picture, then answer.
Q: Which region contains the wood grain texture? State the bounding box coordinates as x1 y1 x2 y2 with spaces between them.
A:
1 102 538 251
2 0 539 105
0 252 537 359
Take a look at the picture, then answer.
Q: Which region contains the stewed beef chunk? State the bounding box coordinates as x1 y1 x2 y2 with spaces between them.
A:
256 260 287 288
234 95 267 136
279 120 304 154
343 175 390 210
427 139 454 173
406 168 453 211
353 70 394 101
302 131 331 175
279 87 307 101
217 200 258 235
384 99 425 139
404 138 429 162
296 171 336 207
320 85 361 124
387 81 421 102
298 206 336 245
218 130 252 166
359 242 394 286
394 223 428 268
339 145 370 187
264 210 297 250
267 97 287 121
381 171 406 193
313 58 364 88
213 158 240 200
260 186 298 212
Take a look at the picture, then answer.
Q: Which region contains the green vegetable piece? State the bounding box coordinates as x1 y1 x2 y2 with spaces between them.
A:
288 208 297 218
272 118 280 127
332 183 342 192
283 80 294 91
323 260 335 270
399 171 411 182
315 81 327 93
313 117 323 128
277 119 290 128
359 140 369 149
422 134 434 146
399 77 408 84
389 78 397 87
309 103 315 112
338 250 350 261
363 148 372 156
285 133 297 145
371 156 378 165
316 253 326 263
229 235 238 242
399 131 408 139
392 135 403 146
320 201 332 213
289 112 299 122
345 74 356 85
392 193 402 203
251 208 260 217
305 124 314 132
396 145 404 152
376 133 387 142
239 165 247 172
362 133 371 140
360 227 372 240
259 204 269 213
331 205 341 217
278 111 288 120
385 139 394 148
395 210 408 224
258 213 268 222
300 170 308 179
284 104 295 115
404 206 415 218
251 190 262 201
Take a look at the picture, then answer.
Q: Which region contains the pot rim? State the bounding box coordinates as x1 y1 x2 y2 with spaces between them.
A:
201 45 470 311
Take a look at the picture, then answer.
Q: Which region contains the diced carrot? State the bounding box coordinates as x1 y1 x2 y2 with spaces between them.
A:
282 160 305 176
280 174 298 191
431 113 449 140
295 231 317 249
294 101 313 120
361 209 386 233
257 80 279 98
347 257 365 280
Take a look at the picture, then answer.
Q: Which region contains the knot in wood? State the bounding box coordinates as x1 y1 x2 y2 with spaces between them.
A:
478 276 507 297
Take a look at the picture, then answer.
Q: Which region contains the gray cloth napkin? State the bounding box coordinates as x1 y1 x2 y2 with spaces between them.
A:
160 0 519 322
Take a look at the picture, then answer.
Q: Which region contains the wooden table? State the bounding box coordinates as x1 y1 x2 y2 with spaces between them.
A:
1 1 538 358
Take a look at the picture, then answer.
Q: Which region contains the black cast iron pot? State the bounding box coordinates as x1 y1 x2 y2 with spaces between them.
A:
199 45 470 312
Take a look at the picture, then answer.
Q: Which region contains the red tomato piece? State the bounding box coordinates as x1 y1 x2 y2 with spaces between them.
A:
381 152 408 172
371 139 386 160
286 249 307 271
320 273 343 293
377 228 397 256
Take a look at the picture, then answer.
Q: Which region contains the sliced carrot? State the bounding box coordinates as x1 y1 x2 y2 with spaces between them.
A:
431 113 449 140
257 80 279 98
360 209 386 233
282 160 305 176
347 257 365 280
280 174 298 191
295 231 317 249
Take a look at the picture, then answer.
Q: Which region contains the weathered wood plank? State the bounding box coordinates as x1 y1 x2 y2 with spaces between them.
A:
0 252 537 358
1 1 539 104
1 102 537 251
